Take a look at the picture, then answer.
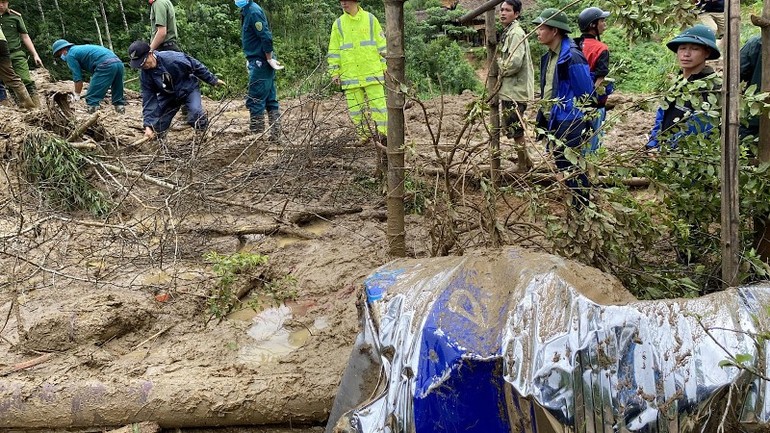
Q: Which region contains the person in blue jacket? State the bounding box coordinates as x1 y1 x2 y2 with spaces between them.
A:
646 25 721 150
236 0 282 139
532 8 594 208
128 40 225 139
52 39 125 113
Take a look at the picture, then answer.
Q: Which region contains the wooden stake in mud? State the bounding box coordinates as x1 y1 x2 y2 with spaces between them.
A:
384 0 406 257
721 0 741 288
486 8 501 247
486 9 501 177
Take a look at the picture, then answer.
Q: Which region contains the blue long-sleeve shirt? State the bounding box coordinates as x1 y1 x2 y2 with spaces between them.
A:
241 0 274 61
65 44 121 82
139 50 218 128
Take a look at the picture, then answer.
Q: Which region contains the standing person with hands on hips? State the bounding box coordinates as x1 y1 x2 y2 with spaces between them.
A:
236 0 284 140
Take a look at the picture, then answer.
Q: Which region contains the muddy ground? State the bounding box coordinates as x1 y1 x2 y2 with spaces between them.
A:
0 71 653 432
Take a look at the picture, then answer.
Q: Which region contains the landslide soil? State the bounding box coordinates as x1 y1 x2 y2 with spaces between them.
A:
0 72 652 432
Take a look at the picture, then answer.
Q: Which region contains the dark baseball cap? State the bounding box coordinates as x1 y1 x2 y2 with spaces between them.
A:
128 40 151 69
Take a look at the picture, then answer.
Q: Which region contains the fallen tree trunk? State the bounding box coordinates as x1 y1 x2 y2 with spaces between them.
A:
67 112 100 142
0 373 330 428
421 165 651 187
288 207 364 224
188 223 318 240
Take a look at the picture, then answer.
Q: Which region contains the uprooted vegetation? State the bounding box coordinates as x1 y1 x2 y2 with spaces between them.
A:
1 68 769 429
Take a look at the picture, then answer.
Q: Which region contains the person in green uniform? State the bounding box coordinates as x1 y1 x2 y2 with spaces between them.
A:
0 25 34 109
0 0 43 106
149 0 181 52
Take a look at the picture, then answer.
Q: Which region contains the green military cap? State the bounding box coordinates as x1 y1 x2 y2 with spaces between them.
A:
666 24 720 60
532 8 571 33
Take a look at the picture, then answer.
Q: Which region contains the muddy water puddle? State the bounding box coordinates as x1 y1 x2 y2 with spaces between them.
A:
277 220 331 248
234 304 329 364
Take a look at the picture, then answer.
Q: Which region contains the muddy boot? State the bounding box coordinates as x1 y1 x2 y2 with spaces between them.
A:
114 105 125 114
267 109 282 143
29 92 41 108
87 105 99 114
5 77 35 109
13 88 35 110
250 113 265 135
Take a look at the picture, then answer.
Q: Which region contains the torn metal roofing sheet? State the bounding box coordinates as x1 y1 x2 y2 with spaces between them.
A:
327 248 770 433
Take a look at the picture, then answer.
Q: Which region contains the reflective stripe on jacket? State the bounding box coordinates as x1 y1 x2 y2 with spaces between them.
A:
327 7 386 90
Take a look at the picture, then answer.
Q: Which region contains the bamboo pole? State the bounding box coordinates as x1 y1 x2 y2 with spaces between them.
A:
721 0 741 288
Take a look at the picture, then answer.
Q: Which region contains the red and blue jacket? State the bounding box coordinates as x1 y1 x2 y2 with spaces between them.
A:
575 34 614 107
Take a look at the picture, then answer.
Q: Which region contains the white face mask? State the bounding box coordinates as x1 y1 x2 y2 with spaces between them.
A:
60 53 67 61
235 0 249 7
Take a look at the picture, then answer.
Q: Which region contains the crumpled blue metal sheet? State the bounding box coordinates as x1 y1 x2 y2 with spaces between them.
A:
327 248 770 433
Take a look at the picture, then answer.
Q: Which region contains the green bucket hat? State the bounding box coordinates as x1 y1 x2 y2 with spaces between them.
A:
666 24 720 60
532 8 571 33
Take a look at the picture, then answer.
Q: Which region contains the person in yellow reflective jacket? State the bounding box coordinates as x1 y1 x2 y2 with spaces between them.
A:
327 0 387 143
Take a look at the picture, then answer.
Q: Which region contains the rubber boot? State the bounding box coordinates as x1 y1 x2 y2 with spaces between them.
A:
29 92 41 108
14 89 35 110
250 113 265 135
3 74 35 109
267 109 282 143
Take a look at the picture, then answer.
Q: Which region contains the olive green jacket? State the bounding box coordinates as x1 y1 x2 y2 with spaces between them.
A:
497 20 534 102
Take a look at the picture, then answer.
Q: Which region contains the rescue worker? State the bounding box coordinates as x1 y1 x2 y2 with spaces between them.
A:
646 25 721 149
497 0 534 170
149 0 181 52
0 25 33 109
532 8 594 209
574 6 613 154
0 0 43 106
327 0 387 143
128 40 225 139
52 39 126 114
739 36 761 140
236 0 282 140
